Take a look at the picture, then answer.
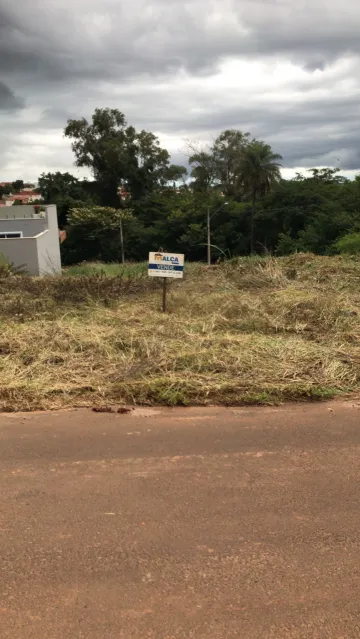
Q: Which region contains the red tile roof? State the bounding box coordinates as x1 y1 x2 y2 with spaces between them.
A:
7 194 32 201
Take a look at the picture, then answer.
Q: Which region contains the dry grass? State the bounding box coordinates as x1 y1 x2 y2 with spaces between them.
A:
0 254 360 411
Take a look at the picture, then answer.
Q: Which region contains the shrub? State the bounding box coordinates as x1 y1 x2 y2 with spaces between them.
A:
0 253 28 277
334 233 360 254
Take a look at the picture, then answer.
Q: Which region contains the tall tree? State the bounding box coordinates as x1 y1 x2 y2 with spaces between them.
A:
38 172 86 201
11 179 24 192
38 172 96 226
239 141 282 252
163 164 188 187
64 108 185 206
212 129 250 196
189 149 218 193
307 168 348 184
188 129 250 196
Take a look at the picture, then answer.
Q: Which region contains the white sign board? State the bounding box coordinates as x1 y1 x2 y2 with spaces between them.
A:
148 252 184 279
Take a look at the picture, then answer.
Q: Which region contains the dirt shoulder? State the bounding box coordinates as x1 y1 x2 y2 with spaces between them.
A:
1 401 360 638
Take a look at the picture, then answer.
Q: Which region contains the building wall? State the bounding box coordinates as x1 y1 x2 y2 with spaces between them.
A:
0 205 42 218
0 238 40 275
41 205 61 274
36 231 61 275
0 204 62 276
0 218 46 237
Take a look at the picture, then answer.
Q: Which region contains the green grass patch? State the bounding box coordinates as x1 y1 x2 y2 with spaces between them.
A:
64 261 148 277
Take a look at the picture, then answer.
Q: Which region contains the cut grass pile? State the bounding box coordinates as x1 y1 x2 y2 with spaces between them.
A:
0 254 359 411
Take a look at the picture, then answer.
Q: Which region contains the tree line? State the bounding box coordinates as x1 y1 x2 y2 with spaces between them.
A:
9 108 360 263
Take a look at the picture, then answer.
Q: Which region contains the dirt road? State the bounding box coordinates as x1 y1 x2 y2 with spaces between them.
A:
1 402 360 638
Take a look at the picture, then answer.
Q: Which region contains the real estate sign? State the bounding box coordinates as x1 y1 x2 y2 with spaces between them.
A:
148 252 184 279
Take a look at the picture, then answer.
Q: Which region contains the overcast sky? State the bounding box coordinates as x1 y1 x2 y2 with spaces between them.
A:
0 0 359 182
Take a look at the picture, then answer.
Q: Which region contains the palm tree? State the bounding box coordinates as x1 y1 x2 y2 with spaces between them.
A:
239 141 282 253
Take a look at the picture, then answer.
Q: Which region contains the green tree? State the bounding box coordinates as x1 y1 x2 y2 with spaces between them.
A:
163 164 188 187
307 168 348 184
68 206 133 230
38 172 96 226
11 179 24 192
261 169 360 255
239 141 282 252
38 172 84 201
64 108 184 206
275 232 300 255
189 149 218 193
212 129 250 196
189 129 250 196
334 233 360 254
64 206 133 264
0 184 11 197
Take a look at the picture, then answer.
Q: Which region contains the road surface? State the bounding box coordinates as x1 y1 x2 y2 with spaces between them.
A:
1 402 360 638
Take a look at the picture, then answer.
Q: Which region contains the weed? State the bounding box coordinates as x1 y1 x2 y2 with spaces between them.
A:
0 254 359 410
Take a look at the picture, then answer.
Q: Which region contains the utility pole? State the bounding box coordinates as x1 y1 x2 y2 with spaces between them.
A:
118 185 129 265
206 201 228 265
207 207 211 266
119 217 125 264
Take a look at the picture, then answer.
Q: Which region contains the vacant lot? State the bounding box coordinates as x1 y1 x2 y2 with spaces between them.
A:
0 254 359 411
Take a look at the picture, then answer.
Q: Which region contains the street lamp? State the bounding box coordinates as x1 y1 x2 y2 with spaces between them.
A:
207 201 228 265
118 186 130 264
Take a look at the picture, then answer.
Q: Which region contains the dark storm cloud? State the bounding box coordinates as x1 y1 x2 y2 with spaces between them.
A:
0 82 24 110
0 0 359 177
1 0 359 84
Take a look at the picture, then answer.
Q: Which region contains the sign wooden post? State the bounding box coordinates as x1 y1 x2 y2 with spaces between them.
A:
162 277 167 313
148 252 185 312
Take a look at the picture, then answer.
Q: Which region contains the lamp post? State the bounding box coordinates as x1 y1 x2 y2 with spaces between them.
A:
119 217 125 264
118 186 130 264
207 201 228 265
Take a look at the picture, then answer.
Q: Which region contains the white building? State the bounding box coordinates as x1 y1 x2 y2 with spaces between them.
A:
0 205 61 276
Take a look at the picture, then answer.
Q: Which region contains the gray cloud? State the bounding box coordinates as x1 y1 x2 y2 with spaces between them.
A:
2 1 359 79
0 82 24 110
0 0 359 178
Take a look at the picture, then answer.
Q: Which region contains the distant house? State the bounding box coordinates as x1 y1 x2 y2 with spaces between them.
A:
0 204 62 276
3 193 43 205
117 186 130 200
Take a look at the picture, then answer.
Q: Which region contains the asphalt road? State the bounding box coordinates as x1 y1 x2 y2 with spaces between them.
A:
1 402 360 638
